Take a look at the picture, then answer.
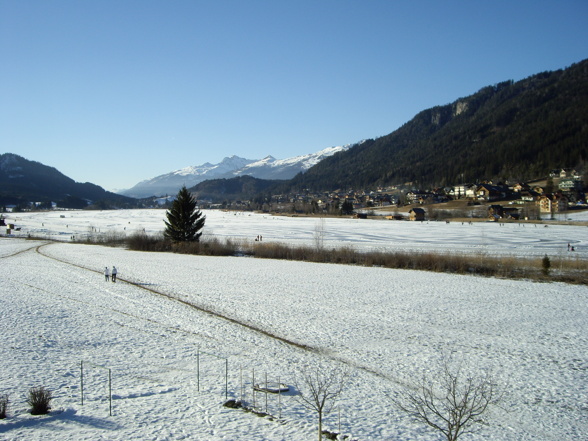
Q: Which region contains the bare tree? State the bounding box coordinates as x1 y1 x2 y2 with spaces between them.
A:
294 364 348 441
313 218 326 251
395 361 499 441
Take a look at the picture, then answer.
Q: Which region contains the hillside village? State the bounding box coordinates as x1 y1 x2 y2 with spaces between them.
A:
3 166 585 226
205 168 586 222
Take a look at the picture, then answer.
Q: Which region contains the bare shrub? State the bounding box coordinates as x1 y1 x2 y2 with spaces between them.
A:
171 240 201 254
198 237 240 256
395 360 499 441
27 386 53 415
83 230 127 246
0 394 8 419
102 230 127 245
564 254 588 272
126 231 171 252
314 218 326 251
333 246 359 265
542 254 551 276
252 242 292 260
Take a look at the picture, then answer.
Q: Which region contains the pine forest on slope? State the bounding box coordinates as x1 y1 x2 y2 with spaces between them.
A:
272 59 588 193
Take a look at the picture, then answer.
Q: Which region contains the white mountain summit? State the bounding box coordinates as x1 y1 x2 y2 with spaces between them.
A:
119 144 354 198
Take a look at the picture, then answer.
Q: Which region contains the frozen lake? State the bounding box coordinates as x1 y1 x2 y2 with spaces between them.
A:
6 208 588 258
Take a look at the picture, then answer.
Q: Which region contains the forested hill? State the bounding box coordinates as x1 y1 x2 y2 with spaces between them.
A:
0 153 136 208
191 175 282 203
282 59 588 191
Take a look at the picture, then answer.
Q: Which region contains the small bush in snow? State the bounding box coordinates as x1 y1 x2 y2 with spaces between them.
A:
542 254 551 276
27 386 52 415
0 394 8 419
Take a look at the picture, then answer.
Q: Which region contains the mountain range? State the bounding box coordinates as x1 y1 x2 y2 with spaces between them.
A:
186 59 588 203
119 145 353 198
3 59 587 208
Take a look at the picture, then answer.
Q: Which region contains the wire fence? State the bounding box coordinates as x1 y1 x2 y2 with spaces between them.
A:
3 350 354 440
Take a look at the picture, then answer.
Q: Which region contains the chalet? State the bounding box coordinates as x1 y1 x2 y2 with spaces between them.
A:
550 169 572 178
512 183 531 193
487 205 520 221
408 207 426 221
385 214 405 220
476 184 509 201
559 169 575 178
406 191 429 204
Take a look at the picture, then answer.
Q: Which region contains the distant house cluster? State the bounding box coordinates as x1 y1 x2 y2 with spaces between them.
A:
228 168 586 221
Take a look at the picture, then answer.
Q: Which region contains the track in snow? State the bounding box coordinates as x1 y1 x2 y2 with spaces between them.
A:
33 242 394 381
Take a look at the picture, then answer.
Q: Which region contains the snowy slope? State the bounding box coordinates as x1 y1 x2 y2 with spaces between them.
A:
119 156 258 198
1 210 587 440
231 145 354 180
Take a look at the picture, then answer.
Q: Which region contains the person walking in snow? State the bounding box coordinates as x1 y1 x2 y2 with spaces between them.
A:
104 266 110 282
112 266 117 283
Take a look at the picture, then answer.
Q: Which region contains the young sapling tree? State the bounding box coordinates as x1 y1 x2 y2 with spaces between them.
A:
294 363 349 441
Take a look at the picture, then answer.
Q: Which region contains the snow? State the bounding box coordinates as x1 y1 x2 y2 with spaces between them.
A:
121 145 353 197
1 209 588 440
237 145 352 172
6 208 588 258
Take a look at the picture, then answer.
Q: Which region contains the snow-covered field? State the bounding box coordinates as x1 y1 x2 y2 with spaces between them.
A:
1 210 588 440
5 208 588 257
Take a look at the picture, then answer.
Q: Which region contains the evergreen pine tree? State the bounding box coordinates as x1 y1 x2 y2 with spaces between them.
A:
340 199 354 215
164 186 206 242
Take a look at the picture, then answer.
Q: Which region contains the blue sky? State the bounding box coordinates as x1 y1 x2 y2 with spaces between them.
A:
1 0 587 192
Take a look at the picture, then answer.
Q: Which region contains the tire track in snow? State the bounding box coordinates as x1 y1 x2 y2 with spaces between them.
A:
35 242 395 382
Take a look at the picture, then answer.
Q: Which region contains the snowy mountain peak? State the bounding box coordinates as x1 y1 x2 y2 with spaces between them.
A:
119 144 356 198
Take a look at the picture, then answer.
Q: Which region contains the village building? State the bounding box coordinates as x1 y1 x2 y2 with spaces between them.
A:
476 184 510 201
408 207 426 221
449 184 477 199
538 193 569 213
487 205 520 221
559 178 583 193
